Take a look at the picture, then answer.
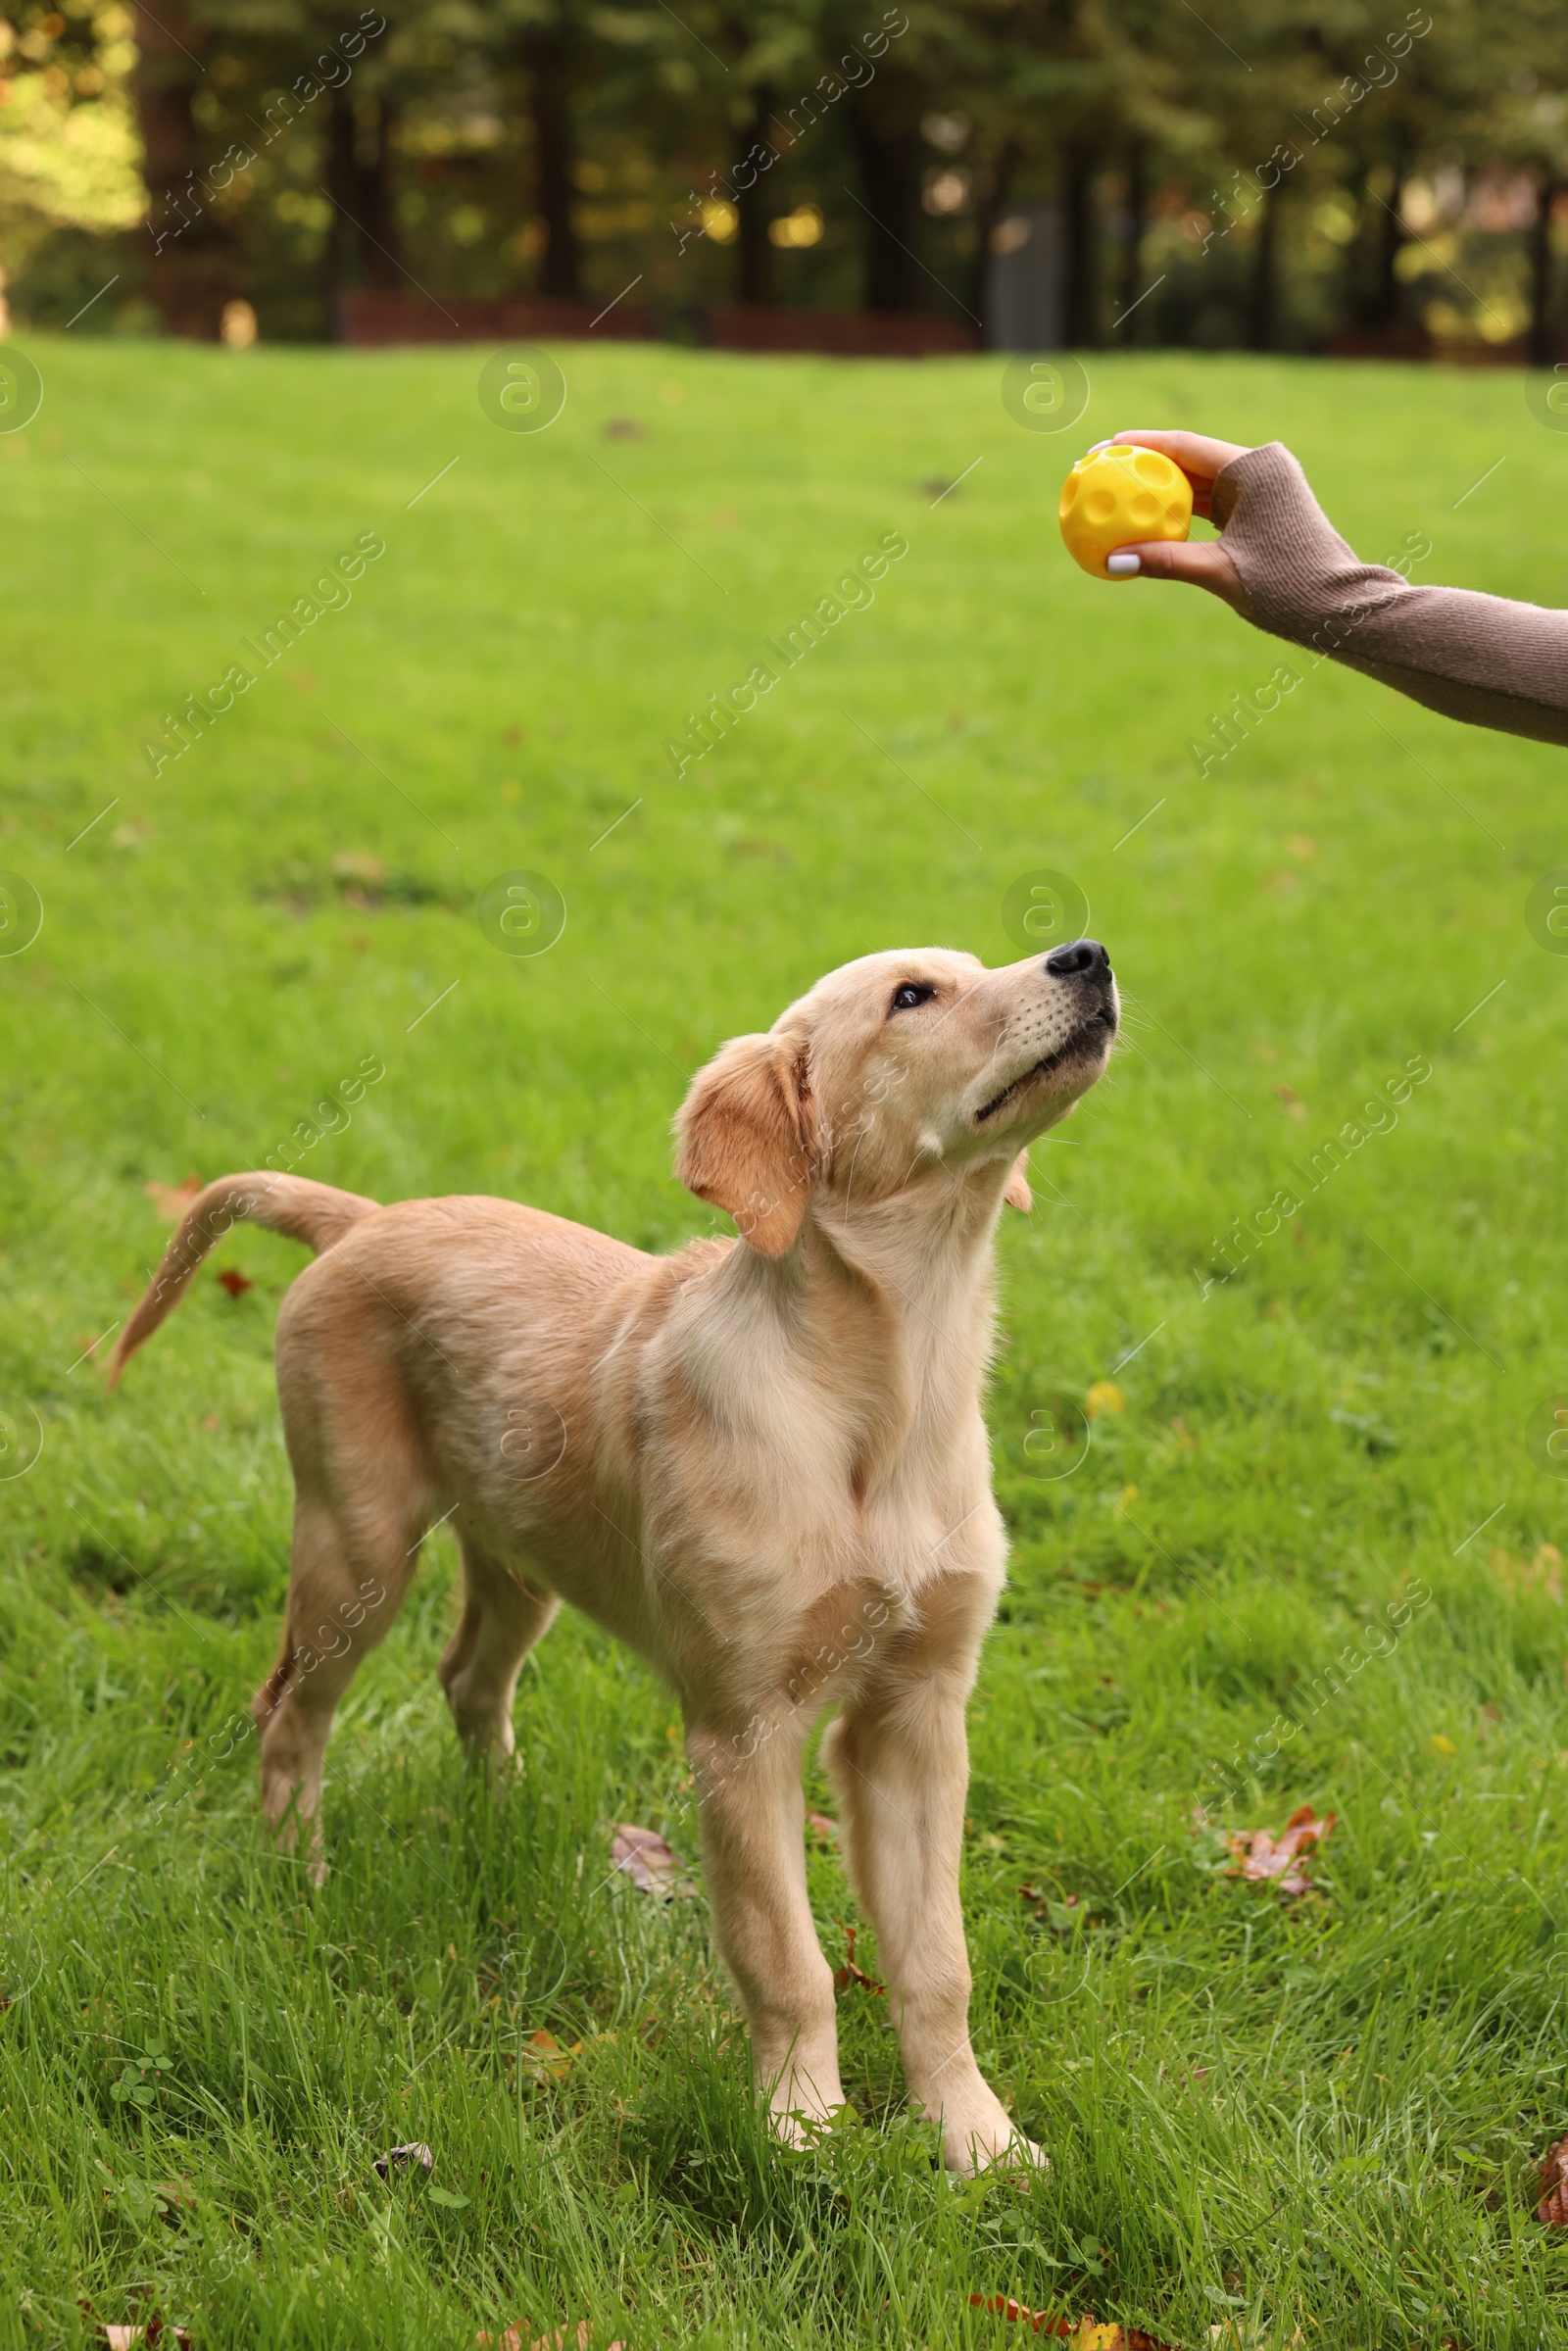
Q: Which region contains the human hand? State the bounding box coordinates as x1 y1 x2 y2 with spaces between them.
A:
1091 429 1254 611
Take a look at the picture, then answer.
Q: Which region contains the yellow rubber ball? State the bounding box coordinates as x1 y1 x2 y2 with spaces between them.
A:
1058 444 1193 579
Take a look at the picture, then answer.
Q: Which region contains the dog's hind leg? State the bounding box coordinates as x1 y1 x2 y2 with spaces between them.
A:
438 1539 559 1765
253 1488 422 1878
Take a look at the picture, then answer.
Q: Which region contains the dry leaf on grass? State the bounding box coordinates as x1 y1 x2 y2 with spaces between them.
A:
84 2312 191 2351
144 1176 202 1223
1538 2132 1568 2224
1222 1804 1336 1895
807 1810 839 1841
1491 1543 1563 1603
970 2296 1071 2336
216 1268 253 1298
968 2299 1172 2348
374 2140 432 2180
610 1823 695 1898
520 2028 582 2082
831 1921 884 1996
476 2322 624 2351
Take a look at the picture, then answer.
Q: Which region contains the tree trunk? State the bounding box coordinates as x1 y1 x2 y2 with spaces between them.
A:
1062 143 1099 346
850 105 922 311
1372 164 1405 329
1530 170 1558 367
133 0 237 336
1115 138 1147 336
324 90 402 304
970 137 1016 340
523 26 580 298
734 86 774 304
1352 160 1405 330
1246 179 1279 351
1341 158 1368 331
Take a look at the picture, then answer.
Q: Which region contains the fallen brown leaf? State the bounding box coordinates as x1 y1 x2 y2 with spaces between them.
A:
144 1176 202 1223
1491 1543 1563 1603
216 1268 253 1298
968 2299 1173 2348
332 851 385 887
1538 2132 1568 2224
476 2323 624 2351
610 1823 695 1898
520 2028 582 2082
970 2295 1070 2335
87 2315 190 2351
832 1920 884 1996
374 2140 432 2180
1223 1803 1336 1895
807 1810 839 1841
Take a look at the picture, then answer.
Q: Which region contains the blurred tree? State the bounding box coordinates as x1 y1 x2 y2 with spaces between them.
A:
514 0 580 294
0 0 144 324
2 0 1563 353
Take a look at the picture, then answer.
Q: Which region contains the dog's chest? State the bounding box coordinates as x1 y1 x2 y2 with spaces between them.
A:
768 1577 914 1716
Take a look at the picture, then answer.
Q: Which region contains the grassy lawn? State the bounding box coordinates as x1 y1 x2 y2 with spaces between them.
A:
3 333 1568 2348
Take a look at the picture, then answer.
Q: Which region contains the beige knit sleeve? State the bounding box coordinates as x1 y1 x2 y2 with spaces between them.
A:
1209 442 1568 750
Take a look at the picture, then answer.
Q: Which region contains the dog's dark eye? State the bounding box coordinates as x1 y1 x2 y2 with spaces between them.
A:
889 982 936 1014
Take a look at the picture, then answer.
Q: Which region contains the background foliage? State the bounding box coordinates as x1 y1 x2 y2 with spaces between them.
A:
5 0 1568 352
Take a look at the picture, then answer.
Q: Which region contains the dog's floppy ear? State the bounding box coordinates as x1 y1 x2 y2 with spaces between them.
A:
1004 1150 1032 1212
674 1031 814 1255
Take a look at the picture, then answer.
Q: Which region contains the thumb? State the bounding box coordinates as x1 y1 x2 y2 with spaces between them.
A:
1107 538 1245 611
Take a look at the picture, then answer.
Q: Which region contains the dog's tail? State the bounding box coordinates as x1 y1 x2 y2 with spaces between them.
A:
108 1173 380 1390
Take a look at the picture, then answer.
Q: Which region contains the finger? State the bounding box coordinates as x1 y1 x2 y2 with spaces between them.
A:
1104 539 1246 610
1102 427 1252 476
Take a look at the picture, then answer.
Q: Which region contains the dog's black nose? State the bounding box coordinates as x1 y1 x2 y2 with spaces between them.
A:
1045 938 1111 980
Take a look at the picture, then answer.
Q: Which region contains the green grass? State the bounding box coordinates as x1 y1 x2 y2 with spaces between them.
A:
4 334 1568 2348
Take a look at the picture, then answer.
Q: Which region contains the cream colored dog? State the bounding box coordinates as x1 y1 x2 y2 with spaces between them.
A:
112 937 1117 2172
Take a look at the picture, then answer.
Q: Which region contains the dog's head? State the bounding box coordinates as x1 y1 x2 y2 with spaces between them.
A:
674 942 1118 1254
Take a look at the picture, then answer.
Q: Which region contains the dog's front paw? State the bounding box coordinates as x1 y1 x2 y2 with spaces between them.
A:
962 2127 1048 2179
767 2103 814 2152
941 2099 1048 2178
767 2083 852 2152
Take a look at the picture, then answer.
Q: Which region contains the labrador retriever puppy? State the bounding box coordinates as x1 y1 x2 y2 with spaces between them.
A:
111 936 1117 2172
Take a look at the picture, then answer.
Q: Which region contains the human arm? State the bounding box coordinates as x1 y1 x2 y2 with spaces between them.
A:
1100 428 1568 750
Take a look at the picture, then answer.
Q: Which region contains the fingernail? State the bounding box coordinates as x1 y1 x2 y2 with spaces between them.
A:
1105 552 1141 576
1088 438 1114 453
